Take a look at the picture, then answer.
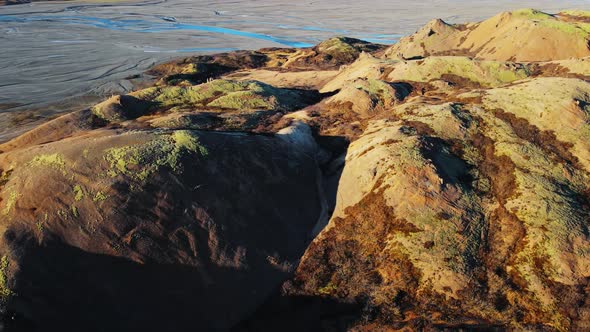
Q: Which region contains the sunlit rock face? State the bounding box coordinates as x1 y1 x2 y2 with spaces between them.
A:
383 9 590 61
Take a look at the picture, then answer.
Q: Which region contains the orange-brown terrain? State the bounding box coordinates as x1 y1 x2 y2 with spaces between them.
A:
1 8 590 331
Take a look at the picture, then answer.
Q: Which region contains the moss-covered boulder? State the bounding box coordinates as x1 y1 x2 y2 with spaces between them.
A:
134 79 318 112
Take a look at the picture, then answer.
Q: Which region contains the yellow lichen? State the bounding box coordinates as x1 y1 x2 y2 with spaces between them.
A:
0 170 12 186
57 209 69 220
2 191 20 216
73 185 85 201
93 191 108 202
36 220 44 233
28 153 67 176
0 255 12 298
318 282 337 295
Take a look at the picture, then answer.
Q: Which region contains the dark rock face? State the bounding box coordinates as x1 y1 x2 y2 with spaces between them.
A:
0 128 322 331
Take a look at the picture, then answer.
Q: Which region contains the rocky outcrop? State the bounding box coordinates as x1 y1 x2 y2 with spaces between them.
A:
288 79 590 330
148 37 387 87
382 9 590 61
240 10 590 332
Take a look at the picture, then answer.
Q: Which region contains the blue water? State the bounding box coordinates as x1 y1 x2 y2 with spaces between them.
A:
0 13 399 48
144 46 239 53
0 13 315 47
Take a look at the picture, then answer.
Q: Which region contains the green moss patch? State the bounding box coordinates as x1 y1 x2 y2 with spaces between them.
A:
511 8 590 36
28 153 67 176
388 56 530 87
138 79 308 112
512 8 554 20
103 130 207 182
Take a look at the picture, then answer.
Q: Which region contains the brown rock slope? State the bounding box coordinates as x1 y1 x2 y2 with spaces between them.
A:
0 9 589 332
237 10 590 332
284 79 590 331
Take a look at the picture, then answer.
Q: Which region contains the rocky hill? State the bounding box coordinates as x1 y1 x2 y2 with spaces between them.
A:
0 9 589 332
382 9 590 61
